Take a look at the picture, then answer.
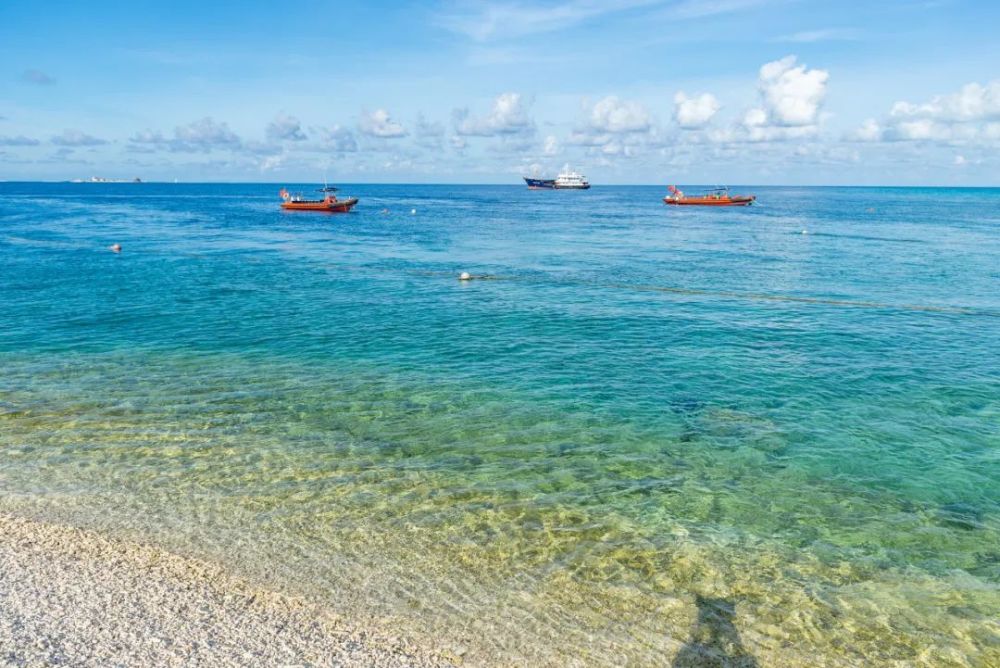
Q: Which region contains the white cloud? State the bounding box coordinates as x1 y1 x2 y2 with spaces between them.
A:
849 118 882 142
890 81 1000 122
0 135 40 146
744 124 818 142
172 117 241 151
775 28 860 43
670 56 828 146
437 1 662 41
673 91 720 129
543 135 559 155
849 80 1000 144
359 109 407 138
415 114 445 137
567 126 652 160
717 55 830 142
671 0 774 19
588 96 651 133
51 129 108 146
754 55 828 127
266 114 307 141
130 129 165 144
454 92 533 136
317 125 359 152
260 154 286 172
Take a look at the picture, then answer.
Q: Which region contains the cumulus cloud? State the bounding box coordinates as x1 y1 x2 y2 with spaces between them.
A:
564 95 654 158
734 55 828 141
673 92 720 129
454 92 534 136
754 55 828 126
414 113 445 148
21 69 55 85
890 81 1000 123
588 96 651 133
259 154 287 172
849 118 883 142
317 125 359 152
266 114 307 141
849 80 1000 143
129 129 166 144
128 118 242 152
51 129 108 146
359 109 407 138
567 129 652 160
415 114 445 137
0 135 40 146
173 117 241 151
543 135 559 156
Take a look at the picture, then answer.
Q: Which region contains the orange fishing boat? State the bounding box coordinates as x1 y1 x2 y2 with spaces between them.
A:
280 186 358 212
663 185 755 206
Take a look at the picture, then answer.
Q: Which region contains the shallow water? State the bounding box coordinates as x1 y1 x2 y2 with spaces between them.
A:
1 182 998 665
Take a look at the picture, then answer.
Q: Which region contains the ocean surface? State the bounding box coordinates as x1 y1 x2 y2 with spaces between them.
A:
1 182 998 666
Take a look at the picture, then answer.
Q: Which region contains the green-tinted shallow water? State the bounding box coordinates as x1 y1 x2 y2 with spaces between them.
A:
1 183 998 665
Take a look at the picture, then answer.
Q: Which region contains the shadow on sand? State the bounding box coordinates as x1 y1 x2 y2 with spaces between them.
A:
672 595 759 668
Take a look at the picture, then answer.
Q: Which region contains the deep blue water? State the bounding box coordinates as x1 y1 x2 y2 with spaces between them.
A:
1 182 998 666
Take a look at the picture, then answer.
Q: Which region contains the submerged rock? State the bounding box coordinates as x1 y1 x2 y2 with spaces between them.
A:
936 502 985 531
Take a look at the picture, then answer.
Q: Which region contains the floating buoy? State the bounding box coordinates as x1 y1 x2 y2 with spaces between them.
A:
459 272 472 281
411 208 417 215
801 229 808 235
110 243 122 252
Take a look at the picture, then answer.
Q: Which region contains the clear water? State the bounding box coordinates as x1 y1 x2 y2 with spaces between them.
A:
1 183 998 666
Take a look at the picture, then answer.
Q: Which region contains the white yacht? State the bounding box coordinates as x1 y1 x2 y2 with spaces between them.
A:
554 169 590 189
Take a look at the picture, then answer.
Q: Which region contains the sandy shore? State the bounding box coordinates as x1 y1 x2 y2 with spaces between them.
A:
0 513 455 667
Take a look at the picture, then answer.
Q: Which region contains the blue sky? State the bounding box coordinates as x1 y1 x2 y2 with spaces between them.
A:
1 0 998 184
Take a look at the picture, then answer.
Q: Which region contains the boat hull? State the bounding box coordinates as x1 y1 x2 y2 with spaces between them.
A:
524 177 556 189
281 197 358 212
664 196 754 206
555 184 591 190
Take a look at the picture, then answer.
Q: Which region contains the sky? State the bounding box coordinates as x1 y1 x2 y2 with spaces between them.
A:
1 0 998 184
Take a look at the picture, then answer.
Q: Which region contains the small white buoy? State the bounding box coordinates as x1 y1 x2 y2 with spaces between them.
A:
110 243 122 252
801 229 808 235
459 272 471 281
411 208 417 215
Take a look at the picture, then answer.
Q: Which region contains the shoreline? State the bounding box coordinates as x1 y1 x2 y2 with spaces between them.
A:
0 512 455 667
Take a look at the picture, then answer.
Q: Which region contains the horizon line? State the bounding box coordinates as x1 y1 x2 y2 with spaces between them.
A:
2 180 999 189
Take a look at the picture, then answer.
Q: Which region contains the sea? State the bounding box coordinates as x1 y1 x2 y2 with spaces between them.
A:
1 182 998 666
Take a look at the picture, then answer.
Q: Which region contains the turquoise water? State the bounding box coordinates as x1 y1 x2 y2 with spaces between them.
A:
1 183 998 666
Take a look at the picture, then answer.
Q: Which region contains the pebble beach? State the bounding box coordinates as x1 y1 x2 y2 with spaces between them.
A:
0 513 452 668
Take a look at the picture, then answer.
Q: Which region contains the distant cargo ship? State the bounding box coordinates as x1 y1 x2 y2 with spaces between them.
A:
523 169 591 190
524 177 556 189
